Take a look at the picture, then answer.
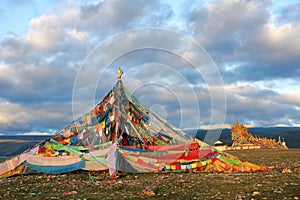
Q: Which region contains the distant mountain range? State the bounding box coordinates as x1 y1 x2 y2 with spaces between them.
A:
187 127 300 148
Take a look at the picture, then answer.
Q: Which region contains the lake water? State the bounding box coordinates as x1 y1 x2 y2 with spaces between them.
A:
0 135 51 161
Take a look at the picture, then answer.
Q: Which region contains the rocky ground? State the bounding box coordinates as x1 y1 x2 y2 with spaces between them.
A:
0 149 299 199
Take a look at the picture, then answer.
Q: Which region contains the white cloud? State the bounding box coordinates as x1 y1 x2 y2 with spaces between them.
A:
200 124 230 130
0 99 29 126
187 0 300 81
255 23 300 60
69 29 88 42
27 14 67 50
279 92 300 106
188 0 270 49
274 124 289 127
0 34 33 62
18 130 55 136
0 98 73 133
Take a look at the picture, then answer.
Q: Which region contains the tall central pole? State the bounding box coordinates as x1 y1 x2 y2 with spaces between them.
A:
114 67 123 141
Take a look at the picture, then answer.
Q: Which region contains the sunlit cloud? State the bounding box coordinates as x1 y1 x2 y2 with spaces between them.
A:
0 0 299 135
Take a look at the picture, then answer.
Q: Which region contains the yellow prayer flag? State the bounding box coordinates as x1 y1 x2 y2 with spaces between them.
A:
100 121 105 129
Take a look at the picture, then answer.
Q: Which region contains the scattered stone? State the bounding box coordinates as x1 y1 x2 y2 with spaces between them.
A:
138 187 156 196
235 194 244 200
282 167 292 173
63 191 77 195
157 173 167 179
115 180 123 185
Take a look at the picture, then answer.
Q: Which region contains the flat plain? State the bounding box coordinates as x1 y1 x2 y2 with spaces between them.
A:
0 149 299 199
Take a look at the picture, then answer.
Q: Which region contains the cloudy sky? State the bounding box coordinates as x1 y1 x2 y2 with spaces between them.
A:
0 0 300 135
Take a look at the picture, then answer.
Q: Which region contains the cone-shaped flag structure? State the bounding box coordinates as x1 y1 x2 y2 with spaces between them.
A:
0 69 268 177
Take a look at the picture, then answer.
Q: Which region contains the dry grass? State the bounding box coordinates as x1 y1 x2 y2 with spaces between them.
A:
0 149 299 199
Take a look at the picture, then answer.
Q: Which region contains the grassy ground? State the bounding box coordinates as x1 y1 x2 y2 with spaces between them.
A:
0 149 299 199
